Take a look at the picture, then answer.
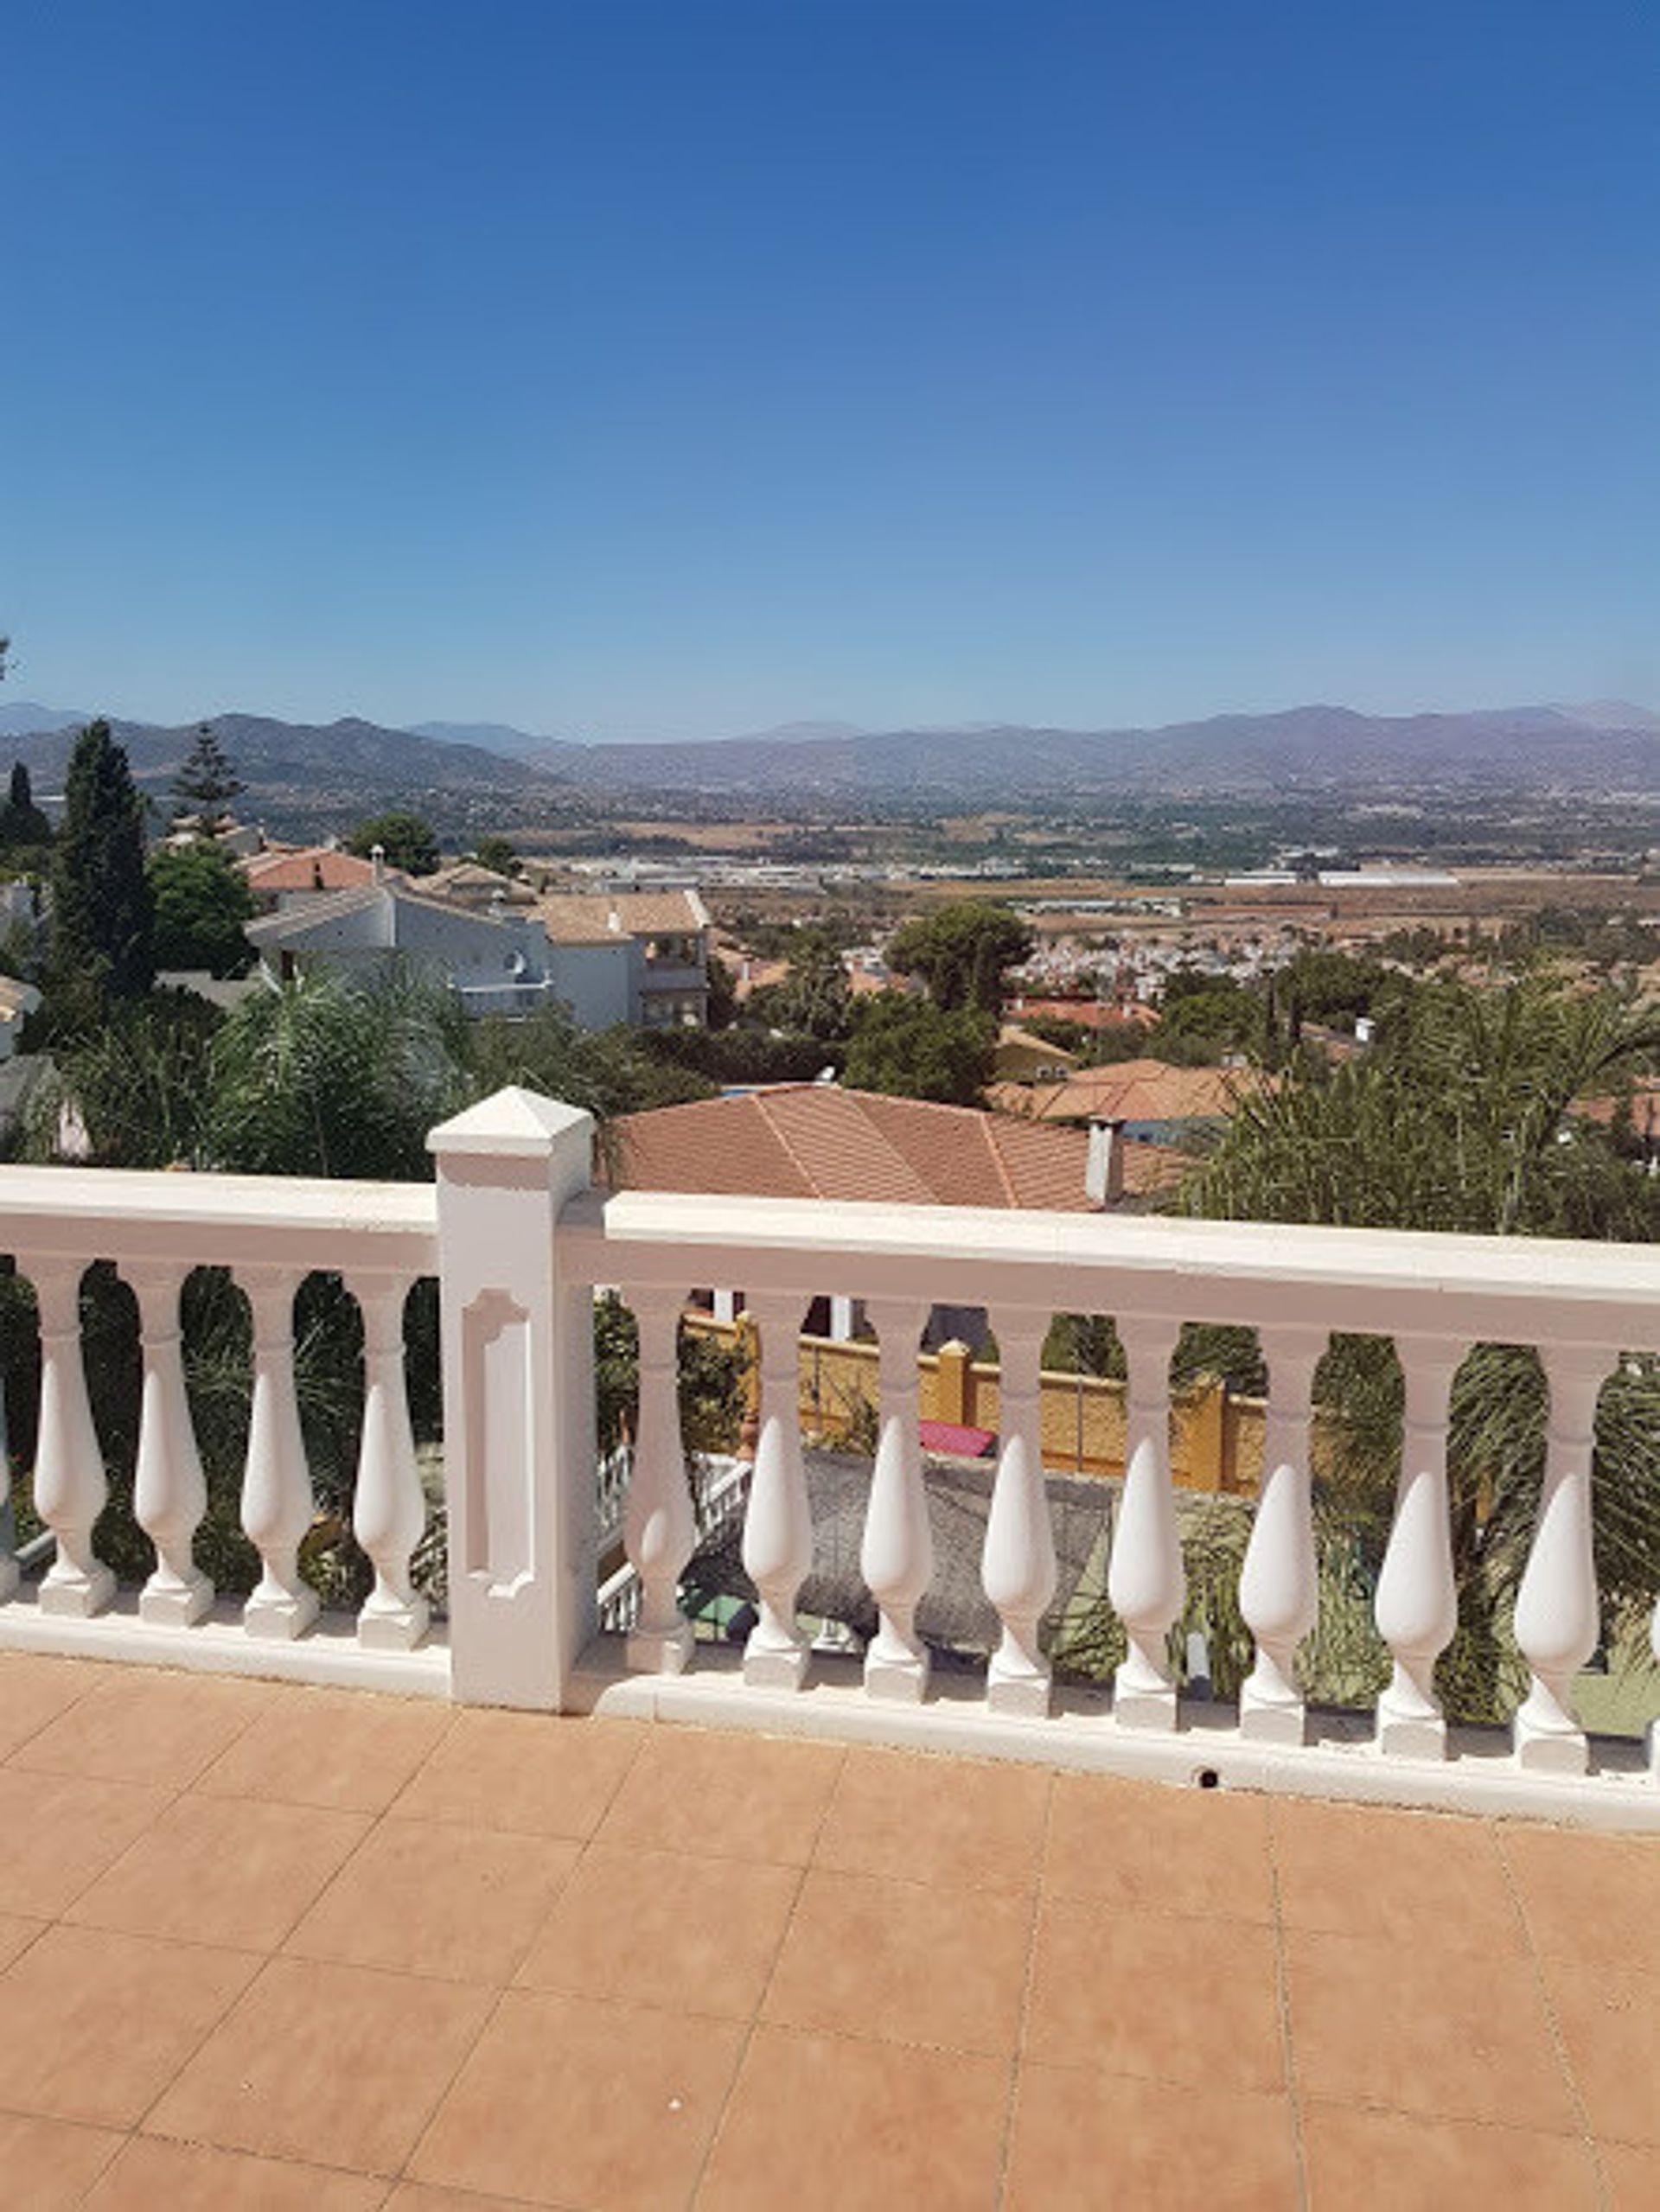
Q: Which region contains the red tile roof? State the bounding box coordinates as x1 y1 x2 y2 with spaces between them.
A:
610 1085 1104 1211
244 848 376 894
988 1058 1263 1125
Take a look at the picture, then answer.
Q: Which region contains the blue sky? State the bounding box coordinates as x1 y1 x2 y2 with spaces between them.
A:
3 1 1656 740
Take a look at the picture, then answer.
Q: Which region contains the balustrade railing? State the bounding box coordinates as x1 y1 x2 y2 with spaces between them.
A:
0 1087 1654 1822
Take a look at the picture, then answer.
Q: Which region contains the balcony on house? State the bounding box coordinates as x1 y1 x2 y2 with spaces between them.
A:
0 1084 1655 2203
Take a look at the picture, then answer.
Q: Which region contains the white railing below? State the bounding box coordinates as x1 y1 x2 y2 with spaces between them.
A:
0 1085 1654 1830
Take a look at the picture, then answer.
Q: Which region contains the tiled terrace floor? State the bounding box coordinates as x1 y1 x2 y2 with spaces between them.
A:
0 1654 1653 2211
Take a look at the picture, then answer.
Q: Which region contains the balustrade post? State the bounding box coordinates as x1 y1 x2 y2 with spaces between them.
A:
1374 1335 1462 1760
240 1267 319 1639
430 1088 599 1710
741 1291 814 1689
623 1285 696 1673
131 1263 213 1627
0 1337 18 1603
31 1258 115 1617
1512 1342 1612 1774
1238 1326 1324 1745
860 1297 932 1701
981 1308 1056 1716
1649 1590 1659 1782
1107 1316 1183 1728
349 1272 430 1652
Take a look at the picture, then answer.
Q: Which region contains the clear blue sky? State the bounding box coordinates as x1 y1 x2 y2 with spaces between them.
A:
3 1 1656 740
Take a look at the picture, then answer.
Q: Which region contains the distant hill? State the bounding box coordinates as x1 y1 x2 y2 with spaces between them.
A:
0 701 88 738
405 718 582 763
0 712 572 838
538 698 1660 800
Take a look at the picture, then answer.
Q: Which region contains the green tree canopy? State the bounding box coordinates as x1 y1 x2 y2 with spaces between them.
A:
48 720 155 1020
467 835 520 877
843 994 994 1104
885 902 1033 1016
171 724 245 832
345 811 440 876
0 762 53 851
149 841 257 977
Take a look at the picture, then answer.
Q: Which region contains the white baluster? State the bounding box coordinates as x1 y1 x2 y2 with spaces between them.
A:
239 1268 320 1639
1107 1316 1183 1728
981 1309 1056 1716
351 1273 430 1651
1648 1586 1659 1783
742 1292 813 1689
623 1286 695 1673
860 1297 932 1701
31 1259 115 1617
0 1348 19 1603
131 1264 213 1626
1374 1336 1462 1759
1513 1342 1612 1774
1238 1326 1325 1745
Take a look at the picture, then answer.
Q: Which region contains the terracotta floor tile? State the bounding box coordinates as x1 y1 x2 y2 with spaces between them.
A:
146 1956 493 2175
66 1792 369 1951
1006 2064 1299 2210
515 1842 798 2018
195 1686 454 1814
1044 1772 1274 1922
1301 2103 1599 2210
82 2134 390 2209
1285 1926 1576 2130
410 1989 744 2210
1603 2139 1660 2210
0 1765 174 1917
286 1817 580 1985
1026 1896 1284 2091
696 2023 1008 2212
1542 1956 1660 2146
9 1669 272 1788
0 2111 124 2209
392 1708 642 1839
0 1654 115 1757
597 1726 842 1865
386 2190 535 2211
763 1866 1031 2055
0 1924 258 2127
1503 1825 1660 1975
813 1745 1051 1890
1273 1798 1526 1954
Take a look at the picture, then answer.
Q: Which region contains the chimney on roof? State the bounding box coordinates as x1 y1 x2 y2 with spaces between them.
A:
370 843 386 883
1085 1116 1126 1207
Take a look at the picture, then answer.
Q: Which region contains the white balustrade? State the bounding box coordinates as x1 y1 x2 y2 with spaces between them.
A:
1512 1342 1612 1774
1107 1316 1183 1728
0 1340 18 1603
980 1308 1056 1716
859 1297 932 1700
0 1105 1656 1824
31 1258 115 1617
1238 1326 1325 1745
1375 1337 1464 1759
131 1262 213 1627
350 1272 430 1652
1650 1593 1659 1783
622 1284 696 1673
741 1291 814 1689
239 1267 321 1640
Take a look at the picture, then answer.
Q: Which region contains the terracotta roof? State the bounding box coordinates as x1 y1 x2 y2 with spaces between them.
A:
610 1085 1102 1211
244 848 375 894
1007 998 1159 1032
537 889 708 945
424 862 535 903
987 1058 1262 1125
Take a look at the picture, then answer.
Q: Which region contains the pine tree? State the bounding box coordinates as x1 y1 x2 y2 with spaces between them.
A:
171 723 245 832
50 720 155 1017
0 762 53 849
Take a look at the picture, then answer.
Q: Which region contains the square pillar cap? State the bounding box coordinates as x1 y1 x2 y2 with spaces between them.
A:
428 1085 594 1160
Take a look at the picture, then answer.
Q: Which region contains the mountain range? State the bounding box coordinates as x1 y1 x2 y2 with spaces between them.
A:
1 698 1657 816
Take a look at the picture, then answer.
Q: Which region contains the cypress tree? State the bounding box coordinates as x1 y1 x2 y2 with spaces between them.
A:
50 720 155 1017
171 723 244 832
0 761 53 849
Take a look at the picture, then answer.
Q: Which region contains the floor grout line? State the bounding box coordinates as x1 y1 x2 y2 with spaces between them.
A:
990 1766 1056 2212
1264 1800 1312 2212
684 1737 848 2209
1491 1819 1612 2212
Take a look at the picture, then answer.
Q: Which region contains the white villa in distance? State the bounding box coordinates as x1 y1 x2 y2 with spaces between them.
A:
244 846 710 1028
